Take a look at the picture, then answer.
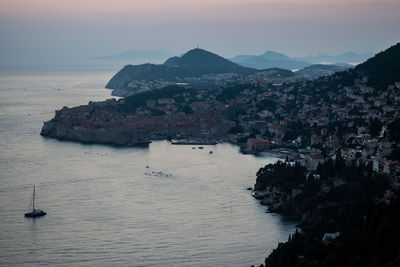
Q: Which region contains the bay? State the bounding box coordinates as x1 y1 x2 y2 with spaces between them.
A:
0 67 296 266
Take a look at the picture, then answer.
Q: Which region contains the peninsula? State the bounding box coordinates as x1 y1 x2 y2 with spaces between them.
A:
41 87 234 146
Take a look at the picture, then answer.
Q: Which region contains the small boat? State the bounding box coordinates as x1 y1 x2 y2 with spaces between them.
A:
25 185 46 218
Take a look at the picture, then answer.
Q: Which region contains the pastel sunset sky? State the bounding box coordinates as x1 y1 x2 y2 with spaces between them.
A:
1 0 399 61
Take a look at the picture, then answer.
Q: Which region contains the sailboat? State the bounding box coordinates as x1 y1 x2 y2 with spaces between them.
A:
24 185 46 218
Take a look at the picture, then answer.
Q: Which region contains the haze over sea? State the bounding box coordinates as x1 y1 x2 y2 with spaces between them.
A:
0 64 296 266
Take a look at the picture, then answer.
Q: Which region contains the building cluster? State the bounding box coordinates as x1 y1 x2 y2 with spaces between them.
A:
52 72 400 183
224 75 400 188
52 91 234 142
123 73 245 95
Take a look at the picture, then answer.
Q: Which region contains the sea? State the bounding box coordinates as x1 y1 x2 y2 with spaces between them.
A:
0 62 296 266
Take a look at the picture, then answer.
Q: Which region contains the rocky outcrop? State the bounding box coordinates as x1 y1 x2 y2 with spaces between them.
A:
40 99 235 147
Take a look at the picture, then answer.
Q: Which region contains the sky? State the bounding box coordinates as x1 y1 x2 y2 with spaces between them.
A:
0 0 399 62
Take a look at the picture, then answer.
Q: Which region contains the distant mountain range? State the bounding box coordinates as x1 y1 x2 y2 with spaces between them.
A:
106 48 351 96
93 50 172 61
297 51 374 64
231 51 310 70
296 64 347 79
231 50 373 70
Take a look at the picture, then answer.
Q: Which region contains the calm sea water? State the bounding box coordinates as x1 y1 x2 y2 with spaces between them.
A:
0 66 296 266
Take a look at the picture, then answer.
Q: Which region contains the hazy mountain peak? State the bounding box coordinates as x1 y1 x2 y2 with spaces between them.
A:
231 51 309 70
260 50 291 61
162 48 255 74
296 51 374 64
183 48 217 57
176 48 231 67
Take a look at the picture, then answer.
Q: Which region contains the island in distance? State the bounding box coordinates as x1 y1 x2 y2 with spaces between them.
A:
230 50 372 70
105 48 349 97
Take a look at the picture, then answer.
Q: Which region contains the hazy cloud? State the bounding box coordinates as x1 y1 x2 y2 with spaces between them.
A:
0 0 399 61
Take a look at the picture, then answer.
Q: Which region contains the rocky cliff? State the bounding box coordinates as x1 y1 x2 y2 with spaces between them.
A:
41 119 151 146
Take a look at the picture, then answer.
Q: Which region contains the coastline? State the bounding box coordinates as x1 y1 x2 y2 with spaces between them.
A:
38 42 400 266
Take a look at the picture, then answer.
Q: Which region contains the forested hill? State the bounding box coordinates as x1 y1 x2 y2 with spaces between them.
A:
355 42 400 90
163 48 255 74
105 48 256 96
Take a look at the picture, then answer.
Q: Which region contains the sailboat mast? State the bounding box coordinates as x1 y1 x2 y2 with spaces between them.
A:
33 185 35 211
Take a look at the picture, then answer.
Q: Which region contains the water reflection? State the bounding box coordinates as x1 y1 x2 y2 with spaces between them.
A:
0 72 296 266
